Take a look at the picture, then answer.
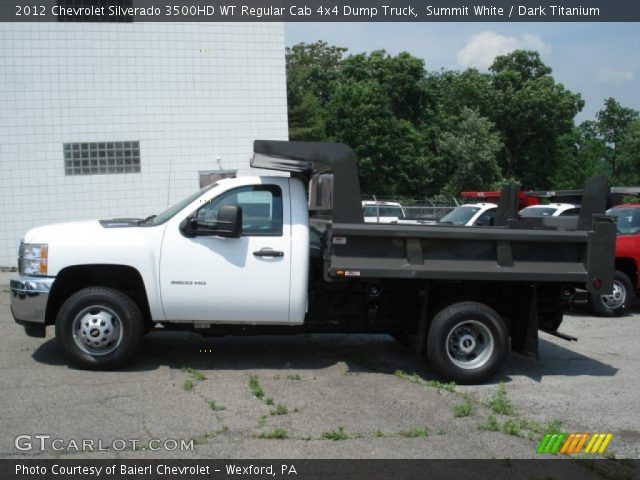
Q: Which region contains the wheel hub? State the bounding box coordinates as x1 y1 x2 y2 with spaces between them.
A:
73 306 123 356
446 320 495 370
601 280 626 309
458 334 476 354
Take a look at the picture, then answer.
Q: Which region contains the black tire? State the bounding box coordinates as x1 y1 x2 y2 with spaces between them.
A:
590 270 633 317
425 302 509 385
55 287 143 369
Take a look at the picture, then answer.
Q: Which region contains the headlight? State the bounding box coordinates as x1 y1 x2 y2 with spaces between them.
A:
18 242 48 276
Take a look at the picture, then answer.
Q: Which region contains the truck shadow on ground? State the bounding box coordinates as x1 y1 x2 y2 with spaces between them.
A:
31 331 618 384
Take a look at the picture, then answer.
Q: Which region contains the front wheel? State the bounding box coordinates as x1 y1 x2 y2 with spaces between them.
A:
55 287 143 369
590 270 633 317
425 302 509 385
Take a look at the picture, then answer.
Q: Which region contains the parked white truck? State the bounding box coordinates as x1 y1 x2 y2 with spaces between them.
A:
10 141 616 384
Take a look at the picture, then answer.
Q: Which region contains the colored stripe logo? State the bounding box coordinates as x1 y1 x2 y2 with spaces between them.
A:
537 433 612 455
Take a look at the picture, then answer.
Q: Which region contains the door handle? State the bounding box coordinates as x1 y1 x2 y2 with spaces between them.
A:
253 249 284 258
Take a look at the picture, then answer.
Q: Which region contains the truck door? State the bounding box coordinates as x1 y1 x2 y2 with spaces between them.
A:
159 179 292 323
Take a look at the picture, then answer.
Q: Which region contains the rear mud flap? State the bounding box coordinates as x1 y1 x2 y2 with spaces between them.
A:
511 284 539 360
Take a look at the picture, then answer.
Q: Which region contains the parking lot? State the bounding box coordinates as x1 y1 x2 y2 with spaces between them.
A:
1 277 639 460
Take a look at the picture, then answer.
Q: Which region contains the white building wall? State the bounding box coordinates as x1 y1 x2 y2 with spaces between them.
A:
0 22 288 265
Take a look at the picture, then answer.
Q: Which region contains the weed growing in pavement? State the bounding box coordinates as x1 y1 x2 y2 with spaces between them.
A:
208 401 225 411
248 375 265 399
258 428 288 439
270 404 288 416
487 382 516 415
321 427 349 441
453 399 474 417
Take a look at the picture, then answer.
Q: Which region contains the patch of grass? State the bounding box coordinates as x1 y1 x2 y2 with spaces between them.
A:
182 367 205 381
488 382 516 415
453 399 474 418
399 427 429 438
258 428 288 440
501 419 523 437
217 425 229 434
321 427 349 441
248 375 264 399
437 427 446 435
373 429 385 437
257 415 267 427
425 380 456 393
183 379 194 391
208 400 225 411
264 397 274 406
543 420 563 434
393 370 456 393
270 404 288 416
477 415 500 432
286 374 301 381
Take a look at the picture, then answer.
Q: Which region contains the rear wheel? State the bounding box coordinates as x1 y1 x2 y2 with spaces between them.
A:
590 270 633 317
55 287 143 369
425 302 509 385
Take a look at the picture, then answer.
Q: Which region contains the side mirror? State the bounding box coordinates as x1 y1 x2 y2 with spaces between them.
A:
179 205 242 238
215 205 243 237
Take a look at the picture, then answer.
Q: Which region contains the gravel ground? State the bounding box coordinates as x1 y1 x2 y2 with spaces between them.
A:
1 280 638 461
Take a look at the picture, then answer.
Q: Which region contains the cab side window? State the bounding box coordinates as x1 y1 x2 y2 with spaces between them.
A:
196 185 283 236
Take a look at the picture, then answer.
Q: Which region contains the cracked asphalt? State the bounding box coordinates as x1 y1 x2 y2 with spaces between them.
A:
1 278 639 461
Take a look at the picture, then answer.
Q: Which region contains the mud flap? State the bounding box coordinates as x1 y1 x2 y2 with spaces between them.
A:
510 284 539 360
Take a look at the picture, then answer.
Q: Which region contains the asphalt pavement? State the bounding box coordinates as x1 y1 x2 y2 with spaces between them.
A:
1 278 638 461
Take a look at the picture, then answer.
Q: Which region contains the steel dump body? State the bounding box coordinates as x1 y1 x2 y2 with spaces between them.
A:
252 140 615 296
327 221 614 292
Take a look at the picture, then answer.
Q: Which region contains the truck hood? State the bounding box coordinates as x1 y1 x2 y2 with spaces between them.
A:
24 220 107 244
23 219 164 277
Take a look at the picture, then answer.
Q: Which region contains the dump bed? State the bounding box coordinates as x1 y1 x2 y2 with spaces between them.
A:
252 140 616 296
327 220 614 295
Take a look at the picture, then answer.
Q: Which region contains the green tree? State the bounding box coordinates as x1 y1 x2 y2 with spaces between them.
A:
488 50 584 188
616 120 640 185
339 50 429 125
437 108 503 196
325 80 432 196
285 41 347 141
549 127 602 189
594 98 640 183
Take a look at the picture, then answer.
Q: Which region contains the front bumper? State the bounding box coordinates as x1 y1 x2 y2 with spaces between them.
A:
10 276 55 336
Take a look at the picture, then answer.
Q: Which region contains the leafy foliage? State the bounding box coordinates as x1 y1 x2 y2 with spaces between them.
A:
286 42 640 195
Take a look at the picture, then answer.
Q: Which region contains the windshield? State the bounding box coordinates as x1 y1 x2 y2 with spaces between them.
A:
143 183 218 227
607 207 640 235
439 206 480 225
520 207 558 217
363 206 405 219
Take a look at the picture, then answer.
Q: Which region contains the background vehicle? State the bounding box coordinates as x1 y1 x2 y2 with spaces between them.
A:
10 141 616 384
519 203 581 218
590 203 640 316
438 203 497 226
362 200 406 224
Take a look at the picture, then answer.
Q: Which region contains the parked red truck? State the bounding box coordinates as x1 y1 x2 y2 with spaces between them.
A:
591 202 640 315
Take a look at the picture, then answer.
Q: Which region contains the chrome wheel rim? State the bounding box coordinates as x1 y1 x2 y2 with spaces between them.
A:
72 305 123 356
446 320 494 370
601 280 626 310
